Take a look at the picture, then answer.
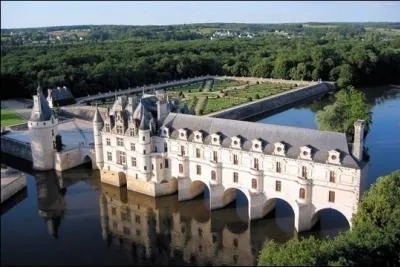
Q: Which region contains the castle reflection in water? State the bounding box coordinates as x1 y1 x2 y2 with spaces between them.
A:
99 183 296 266
31 170 296 266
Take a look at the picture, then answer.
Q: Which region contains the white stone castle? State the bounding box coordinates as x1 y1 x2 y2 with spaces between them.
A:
93 89 367 232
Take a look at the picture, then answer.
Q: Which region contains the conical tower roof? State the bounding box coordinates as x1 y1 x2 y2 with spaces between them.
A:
93 105 104 123
30 83 53 122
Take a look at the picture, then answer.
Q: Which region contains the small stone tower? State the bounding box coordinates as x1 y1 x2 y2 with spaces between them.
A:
352 119 365 162
138 107 152 180
28 84 58 171
93 106 104 170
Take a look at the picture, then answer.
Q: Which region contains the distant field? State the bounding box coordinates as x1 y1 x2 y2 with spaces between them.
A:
303 24 339 28
365 27 400 36
1 109 25 126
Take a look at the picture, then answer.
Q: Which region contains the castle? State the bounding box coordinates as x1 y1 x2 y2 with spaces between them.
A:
93 89 367 232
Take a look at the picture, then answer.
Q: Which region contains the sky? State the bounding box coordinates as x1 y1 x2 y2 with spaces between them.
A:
1 1 400 29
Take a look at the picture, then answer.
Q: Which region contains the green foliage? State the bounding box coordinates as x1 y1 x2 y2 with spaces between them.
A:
258 170 400 266
0 109 25 126
202 97 246 114
316 87 372 136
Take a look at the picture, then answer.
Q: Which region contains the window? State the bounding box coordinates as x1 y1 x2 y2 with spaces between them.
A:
130 143 135 151
117 151 126 165
151 164 154 170
106 138 111 146
196 148 201 158
299 188 306 199
143 150 146 155
198 228 203 237
275 180 281 192
160 163 163 169
233 238 238 247
252 179 257 189
211 170 216 181
144 166 147 171
131 157 136 167
51 130 54 136
276 162 281 173
180 145 185 156
196 165 201 175
117 137 124 146
233 154 238 165
233 172 239 183
121 212 130 222
142 136 145 141
179 164 183 173
165 159 169 168
329 171 336 183
329 191 335 203
136 229 140 236
116 125 123 134
105 124 110 132
254 158 259 170
130 128 135 137
301 166 308 179
135 215 141 224
213 151 218 162
164 143 168 152
107 152 112 161
123 227 130 235
111 207 116 215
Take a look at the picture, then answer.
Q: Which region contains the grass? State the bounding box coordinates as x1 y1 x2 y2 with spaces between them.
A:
213 79 246 91
1 109 25 127
226 83 293 99
203 97 247 114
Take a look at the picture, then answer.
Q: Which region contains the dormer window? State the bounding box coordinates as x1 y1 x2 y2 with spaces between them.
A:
211 133 221 146
178 129 187 140
274 142 285 156
299 146 312 160
116 125 124 134
231 136 241 149
161 127 169 138
194 130 203 143
327 150 341 165
129 128 135 137
105 123 110 132
252 139 262 152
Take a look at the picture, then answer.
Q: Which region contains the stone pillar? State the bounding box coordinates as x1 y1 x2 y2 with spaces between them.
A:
294 202 314 232
352 120 365 162
248 193 267 220
209 184 226 210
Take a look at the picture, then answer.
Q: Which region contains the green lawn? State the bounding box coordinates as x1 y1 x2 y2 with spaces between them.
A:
213 79 246 91
1 109 25 126
202 97 247 114
226 83 293 99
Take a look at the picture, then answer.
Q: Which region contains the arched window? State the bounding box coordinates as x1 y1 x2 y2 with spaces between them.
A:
252 179 257 189
276 162 281 173
299 188 306 199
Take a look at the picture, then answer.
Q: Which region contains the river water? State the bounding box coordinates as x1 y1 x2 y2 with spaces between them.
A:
1 86 399 266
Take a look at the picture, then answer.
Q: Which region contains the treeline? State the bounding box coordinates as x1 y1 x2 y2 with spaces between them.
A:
1 33 400 99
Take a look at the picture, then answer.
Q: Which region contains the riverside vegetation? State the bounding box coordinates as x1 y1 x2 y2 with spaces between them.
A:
258 170 400 266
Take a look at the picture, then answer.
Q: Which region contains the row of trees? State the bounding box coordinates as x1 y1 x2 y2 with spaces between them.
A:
1 27 400 99
257 170 400 266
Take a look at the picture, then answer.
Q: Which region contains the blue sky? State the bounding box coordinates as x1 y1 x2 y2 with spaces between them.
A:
1 1 399 29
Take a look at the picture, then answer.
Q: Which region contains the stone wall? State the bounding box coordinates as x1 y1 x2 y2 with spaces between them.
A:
0 136 32 162
207 82 336 120
54 145 93 171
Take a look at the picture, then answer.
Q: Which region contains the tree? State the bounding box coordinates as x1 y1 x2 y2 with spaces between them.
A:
316 87 372 137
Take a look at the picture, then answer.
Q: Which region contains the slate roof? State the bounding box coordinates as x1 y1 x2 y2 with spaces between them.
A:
161 113 359 169
30 85 53 122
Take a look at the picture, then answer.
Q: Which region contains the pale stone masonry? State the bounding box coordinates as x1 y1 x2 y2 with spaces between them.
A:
94 89 367 232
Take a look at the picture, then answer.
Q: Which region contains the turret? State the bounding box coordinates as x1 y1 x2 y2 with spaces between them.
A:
352 120 365 162
28 84 58 171
156 89 170 124
93 106 104 170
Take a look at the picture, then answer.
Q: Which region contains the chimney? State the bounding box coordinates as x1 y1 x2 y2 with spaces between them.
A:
352 120 365 162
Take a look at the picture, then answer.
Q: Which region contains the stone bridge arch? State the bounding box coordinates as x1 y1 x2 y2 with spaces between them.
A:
177 177 211 205
223 186 252 220
311 207 352 231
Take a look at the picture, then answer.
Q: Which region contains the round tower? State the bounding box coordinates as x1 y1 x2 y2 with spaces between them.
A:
93 106 104 170
138 108 152 179
28 84 58 171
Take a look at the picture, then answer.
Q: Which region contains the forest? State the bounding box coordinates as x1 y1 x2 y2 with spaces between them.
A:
1 23 400 99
